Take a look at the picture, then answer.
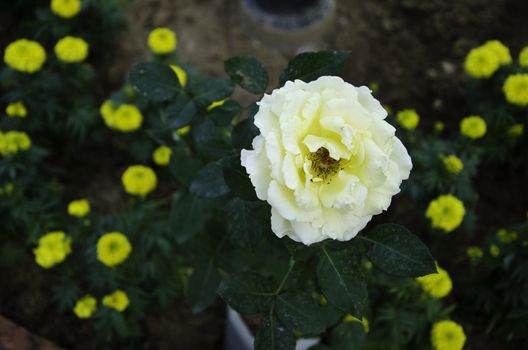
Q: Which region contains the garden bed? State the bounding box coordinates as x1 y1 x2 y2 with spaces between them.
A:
1 0 528 349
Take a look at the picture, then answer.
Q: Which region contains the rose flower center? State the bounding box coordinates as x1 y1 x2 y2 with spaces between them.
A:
309 147 341 182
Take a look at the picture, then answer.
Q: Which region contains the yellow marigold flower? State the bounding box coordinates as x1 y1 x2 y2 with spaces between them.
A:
97 232 132 267
434 121 444 133
51 0 81 18
496 229 517 244
464 45 500 78
103 290 130 312
170 65 187 87
431 320 466 350
343 315 369 333
207 99 227 111
508 123 524 137
442 155 463 174
152 146 172 166
467 246 483 259
33 231 72 269
482 40 512 65
121 165 157 196
503 74 528 106
148 28 177 55
6 101 27 118
416 264 452 298
54 36 89 63
396 109 419 130
519 46 528 67
0 131 32 157
101 100 143 134
73 295 97 319
426 194 465 233
460 115 486 139
13 132 31 150
4 39 46 73
99 99 116 127
176 125 191 136
112 104 143 132
68 199 90 218
489 244 500 257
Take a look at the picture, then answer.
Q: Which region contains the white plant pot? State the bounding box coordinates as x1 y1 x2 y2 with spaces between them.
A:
224 307 320 350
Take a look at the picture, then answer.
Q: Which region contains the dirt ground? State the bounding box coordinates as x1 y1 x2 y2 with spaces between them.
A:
113 0 528 122
1 261 225 350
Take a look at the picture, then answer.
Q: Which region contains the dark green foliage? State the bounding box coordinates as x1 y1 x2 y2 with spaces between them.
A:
276 291 326 334
362 224 436 277
192 77 234 106
218 272 275 314
329 322 365 350
255 315 296 350
225 198 269 250
170 191 210 243
129 62 181 101
225 55 269 94
187 261 221 313
279 51 351 85
163 94 197 128
190 161 230 198
317 245 367 317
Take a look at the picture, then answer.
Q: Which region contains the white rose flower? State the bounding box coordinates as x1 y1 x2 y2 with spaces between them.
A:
241 76 412 245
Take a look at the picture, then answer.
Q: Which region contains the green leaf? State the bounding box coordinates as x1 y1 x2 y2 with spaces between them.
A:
362 224 436 277
192 118 234 160
164 94 197 129
329 322 365 350
232 114 259 150
225 198 269 250
188 261 221 313
317 246 367 317
321 300 346 329
279 51 351 85
129 62 180 101
223 156 258 201
190 161 230 198
52 282 79 311
110 311 130 338
255 316 296 350
225 55 268 94
169 146 203 186
283 240 319 262
208 99 242 126
276 291 326 335
218 272 275 314
170 192 208 243
193 77 234 106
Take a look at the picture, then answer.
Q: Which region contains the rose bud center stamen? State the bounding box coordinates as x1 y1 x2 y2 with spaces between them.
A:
309 147 341 182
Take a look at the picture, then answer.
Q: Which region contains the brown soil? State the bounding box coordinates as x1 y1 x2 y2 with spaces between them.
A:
0 259 225 350
0 315 63 350
112 0 528 118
